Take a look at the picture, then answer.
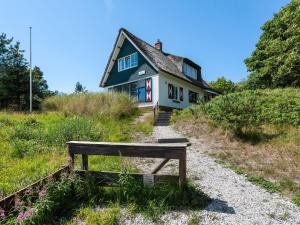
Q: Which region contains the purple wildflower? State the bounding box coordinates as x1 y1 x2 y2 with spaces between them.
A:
16 208 36 224
38 189 47 199
0 208 5 220
14 198 23 209
16 211 25 223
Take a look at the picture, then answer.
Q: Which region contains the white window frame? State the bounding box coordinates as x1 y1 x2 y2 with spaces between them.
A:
118 52 138 72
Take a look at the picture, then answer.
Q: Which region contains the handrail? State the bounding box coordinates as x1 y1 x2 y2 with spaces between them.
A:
153 101 159 121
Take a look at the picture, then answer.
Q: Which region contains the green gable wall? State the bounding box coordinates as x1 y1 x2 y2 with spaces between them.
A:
104 38 157 87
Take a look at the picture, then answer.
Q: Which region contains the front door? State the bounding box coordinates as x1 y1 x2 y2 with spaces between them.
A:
138 87 146 102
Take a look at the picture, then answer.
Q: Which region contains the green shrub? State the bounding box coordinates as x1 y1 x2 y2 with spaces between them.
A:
202 88 300 132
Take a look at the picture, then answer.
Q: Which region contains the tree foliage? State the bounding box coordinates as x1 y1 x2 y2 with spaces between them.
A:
244 0 300 89
209 76 237 94
74 81 87 93
0 33 51 110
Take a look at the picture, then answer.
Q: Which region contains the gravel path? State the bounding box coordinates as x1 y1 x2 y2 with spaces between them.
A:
126 125 300 225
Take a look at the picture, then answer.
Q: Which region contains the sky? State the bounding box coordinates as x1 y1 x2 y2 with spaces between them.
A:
0 0 291 93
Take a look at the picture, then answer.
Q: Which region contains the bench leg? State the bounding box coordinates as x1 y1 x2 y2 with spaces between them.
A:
82 154 88 170
68 147 75 170
179 150 186 187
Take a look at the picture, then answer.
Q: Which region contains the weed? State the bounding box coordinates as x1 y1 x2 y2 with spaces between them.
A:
292 193 300 207
188 212 201 225
247 176 280 193
74 204 120 225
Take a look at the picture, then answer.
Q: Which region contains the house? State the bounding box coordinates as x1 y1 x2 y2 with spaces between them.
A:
100 28 219 110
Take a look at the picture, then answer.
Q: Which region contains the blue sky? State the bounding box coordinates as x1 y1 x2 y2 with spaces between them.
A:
0 0 290 93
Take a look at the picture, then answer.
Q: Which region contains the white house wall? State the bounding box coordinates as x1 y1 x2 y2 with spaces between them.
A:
138 75 159 108
158 71 205 109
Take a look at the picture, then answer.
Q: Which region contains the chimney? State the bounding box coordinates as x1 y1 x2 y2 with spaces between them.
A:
155 39 162 51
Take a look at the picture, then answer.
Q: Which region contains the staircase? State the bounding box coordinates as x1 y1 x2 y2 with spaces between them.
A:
154 111 172 126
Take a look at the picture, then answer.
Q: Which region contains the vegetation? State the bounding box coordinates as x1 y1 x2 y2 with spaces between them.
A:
74 82 87 94
69 204 120 225
202 88 300 134
1 172 210 224
43 92 137 119
172 88 300 206
209 76 237 94
244 0 300 89
0 93 143 198
0 33 52 110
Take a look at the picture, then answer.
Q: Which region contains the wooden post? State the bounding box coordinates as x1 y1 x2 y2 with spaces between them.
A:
82 154 88 170
68 146 75 170
179 148 186 187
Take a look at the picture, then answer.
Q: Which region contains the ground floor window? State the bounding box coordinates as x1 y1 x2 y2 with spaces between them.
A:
189 90 199 103
168 83 181 100
108 78 152 103
179 87 183 101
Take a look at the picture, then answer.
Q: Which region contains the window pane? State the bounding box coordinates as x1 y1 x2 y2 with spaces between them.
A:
130 82 137 98
132 52 137 67
118 59 121 72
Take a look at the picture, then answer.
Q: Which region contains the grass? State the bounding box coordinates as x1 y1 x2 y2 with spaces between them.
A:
0 93 150 198
43 92 138 119
68 204 120 225
172 107 300 206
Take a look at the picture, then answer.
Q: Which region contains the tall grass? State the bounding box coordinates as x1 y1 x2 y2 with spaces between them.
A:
43 92 138 119
0 93 148 198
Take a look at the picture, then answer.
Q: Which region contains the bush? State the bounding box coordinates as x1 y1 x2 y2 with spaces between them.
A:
202 88 300 132
43 92 138 119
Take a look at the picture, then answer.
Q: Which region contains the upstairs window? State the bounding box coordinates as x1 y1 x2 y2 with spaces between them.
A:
118 52 138 72
183 63 197 80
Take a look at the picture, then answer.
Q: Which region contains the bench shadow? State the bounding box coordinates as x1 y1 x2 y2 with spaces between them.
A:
205 198 236 214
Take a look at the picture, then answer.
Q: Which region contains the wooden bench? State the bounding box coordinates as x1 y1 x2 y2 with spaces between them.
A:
67 141 188 187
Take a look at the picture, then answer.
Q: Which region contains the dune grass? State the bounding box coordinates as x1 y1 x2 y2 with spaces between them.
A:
0 93 149 198
42 92 138 119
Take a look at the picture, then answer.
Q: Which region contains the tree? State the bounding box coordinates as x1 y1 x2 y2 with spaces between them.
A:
0 33 51 110
244 0 300 89
74 81 87 93
209 76 237 94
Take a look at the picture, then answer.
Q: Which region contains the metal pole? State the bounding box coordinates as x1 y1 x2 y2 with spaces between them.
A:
29 27 32 113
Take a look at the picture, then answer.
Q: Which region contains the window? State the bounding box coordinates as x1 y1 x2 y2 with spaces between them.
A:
118 52 138 72
189 90 199 103
168 84 173 99
179 87 183 101
168 83 179 100
109 78 152 103
183 63 197 79
174 86 178 100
